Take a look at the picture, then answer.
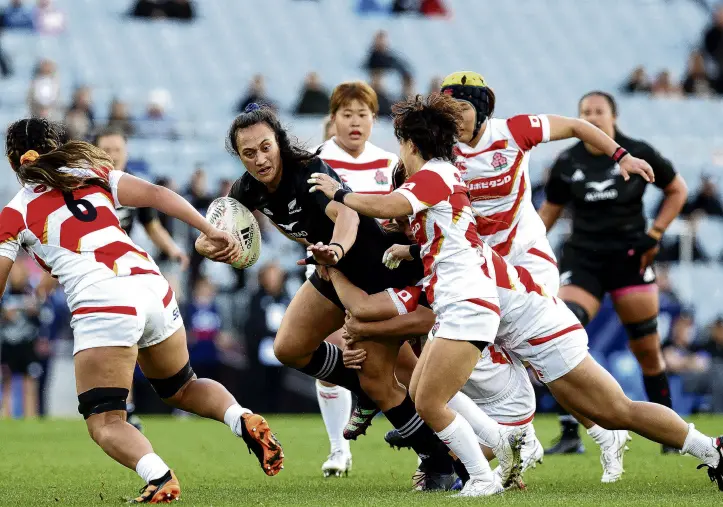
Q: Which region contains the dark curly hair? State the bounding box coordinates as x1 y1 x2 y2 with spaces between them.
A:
392 93 462 163
226 104 318 169
6 118 113 192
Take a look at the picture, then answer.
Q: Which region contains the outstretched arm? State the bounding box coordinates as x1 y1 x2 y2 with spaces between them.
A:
546 115 654 182
344 309 436 344
325 267 402 321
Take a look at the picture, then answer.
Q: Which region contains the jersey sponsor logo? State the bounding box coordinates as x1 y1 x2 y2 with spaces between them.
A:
571 169 585 182
262 208 273 216
374 169 389 186
288 199 301 215
584 179 617 201
468 174 512 193
491 152 508 170
278 222 298 232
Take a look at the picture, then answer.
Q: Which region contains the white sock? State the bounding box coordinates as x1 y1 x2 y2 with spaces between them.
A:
316 381 352 455
436 413 493 481
447 392 501 449
224 403 252 437
682 423 720 468
587 425 615 449
135 453 170 484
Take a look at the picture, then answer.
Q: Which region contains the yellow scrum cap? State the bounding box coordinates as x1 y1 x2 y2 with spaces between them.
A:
441 71 487 89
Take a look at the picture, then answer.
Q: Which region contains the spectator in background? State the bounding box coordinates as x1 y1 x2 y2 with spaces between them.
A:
656 264 683 344
294 72 330 115
236 74 276 113
622 66 652 93
27 59 59 118
135 88 178 139
363 30 412 83
663 310 705 373
218 178 233 198
419 0 448 16
392 0 418 13
0 261 41 418
323 115 336 141
106 98 135 137
185 166 214 291
64 108 91 140
66 85 95 128
651 70 681 97
703 4 723 94
165 0 194 20
369 70 393 118
130 0 166 18
34 0 64 35
682 174 723 217
427 76 443 94
244 262 290 413
184 277 222 381
0 24 11 78
2 0 34 29
699 317 723 411
682 50 713 97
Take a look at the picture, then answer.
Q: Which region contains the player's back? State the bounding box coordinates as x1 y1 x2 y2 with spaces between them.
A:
455 116 550 259
0 169 160 308
478 241 579 349
318 139 398 194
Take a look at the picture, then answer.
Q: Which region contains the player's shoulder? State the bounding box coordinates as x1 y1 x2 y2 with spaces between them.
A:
0 191 29 233
362 142 399 165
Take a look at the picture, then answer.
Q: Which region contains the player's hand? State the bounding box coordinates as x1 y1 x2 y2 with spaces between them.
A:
383 244 413 269
168 246 190 271
297 242 342 266
342 346 367 370
308 172 341 199
619 155 654 183
638 232 661 272
316 265 331 281
196 229 242 265
343 313 367 345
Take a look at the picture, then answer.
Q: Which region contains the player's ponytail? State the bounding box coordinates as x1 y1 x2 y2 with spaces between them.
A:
15 141 114 193
6 119 112 192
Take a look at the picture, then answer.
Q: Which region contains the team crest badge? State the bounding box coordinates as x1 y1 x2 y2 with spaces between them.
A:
491 152 508 170
375 169 389 186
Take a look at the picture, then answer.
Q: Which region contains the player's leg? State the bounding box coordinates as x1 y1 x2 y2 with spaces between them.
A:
611 282 674 453
548 277 602 455
413 337 504 497
316 329 353 477
75 344 180 503
547 353 723 487
394 341 418 388
354 337 458 491
137 317 283 477
274 281 371 400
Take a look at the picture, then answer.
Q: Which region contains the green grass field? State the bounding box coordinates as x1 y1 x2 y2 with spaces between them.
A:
1 414 721 506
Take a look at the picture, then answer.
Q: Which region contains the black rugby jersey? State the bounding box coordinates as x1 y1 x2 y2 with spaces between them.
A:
229 157 422 292
118 206 156 236
545 131 676 252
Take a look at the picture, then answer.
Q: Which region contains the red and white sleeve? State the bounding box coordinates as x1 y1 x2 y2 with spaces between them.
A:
506 114 551 151
0 207 24 262
393 169 452 214
385 285 423 315
107 170 125 209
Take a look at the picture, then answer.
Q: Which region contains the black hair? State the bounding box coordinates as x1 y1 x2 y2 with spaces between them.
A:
226 104 318 168
392 94 462 163
578 90 618 117
5 118 69 169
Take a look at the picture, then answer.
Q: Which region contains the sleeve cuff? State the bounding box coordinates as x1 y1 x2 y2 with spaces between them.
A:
539 114 551 143
107 170 125 209
386 288 409 315
394 188 423 215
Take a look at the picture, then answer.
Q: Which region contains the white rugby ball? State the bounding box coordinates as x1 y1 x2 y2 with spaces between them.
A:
206 197 261 269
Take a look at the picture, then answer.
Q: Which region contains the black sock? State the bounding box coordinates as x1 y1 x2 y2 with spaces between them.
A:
558 410 580 437
643 372 672 408
384 395 454 474
298 342 375 406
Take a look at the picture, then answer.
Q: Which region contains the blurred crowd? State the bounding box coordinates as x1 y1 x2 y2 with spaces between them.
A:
623 4 723 98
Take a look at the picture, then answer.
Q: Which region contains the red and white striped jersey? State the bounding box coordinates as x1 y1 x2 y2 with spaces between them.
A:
318 138 398 194
0 169 161 309
455 115 551 261
394 159 498 310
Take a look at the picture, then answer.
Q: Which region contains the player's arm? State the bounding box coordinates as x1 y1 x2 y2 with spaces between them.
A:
115 172 240 263
344 308 436 344
538 157 571 231
0 257 13 300
143 218 189 269
0 207 22 299
545 115 654 182
326 267 403 321
646 146 687 236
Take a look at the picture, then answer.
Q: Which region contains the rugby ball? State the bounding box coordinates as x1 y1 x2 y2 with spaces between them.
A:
205 197 261 269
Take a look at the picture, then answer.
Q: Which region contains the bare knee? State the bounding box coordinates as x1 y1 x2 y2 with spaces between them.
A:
273 335 307 367
86 412 125 445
